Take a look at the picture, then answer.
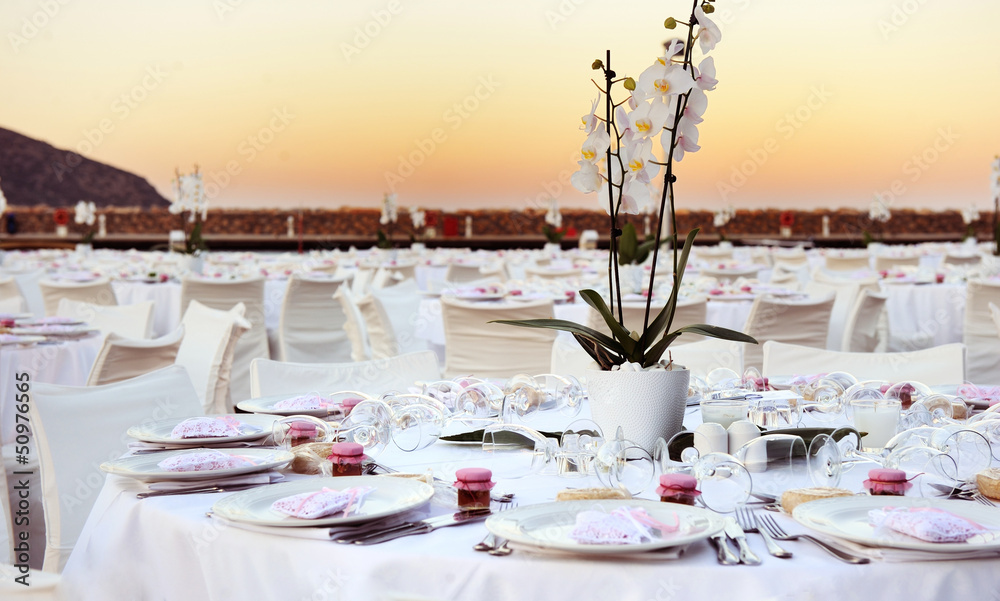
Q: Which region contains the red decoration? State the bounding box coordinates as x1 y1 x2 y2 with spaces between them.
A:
566 226 578 237
779 211 795 228
53 208 70 226
424 212 438 227
442 215 459 237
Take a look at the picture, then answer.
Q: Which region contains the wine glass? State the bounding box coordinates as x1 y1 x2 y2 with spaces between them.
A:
732 434 814 499
270 415 336 450
532 373 586 417
593 427 655 495
382 393 447 452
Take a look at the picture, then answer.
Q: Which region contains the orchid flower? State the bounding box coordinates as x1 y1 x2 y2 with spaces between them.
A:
580 128 611 163
667 118 701 162
580 96 601 134
409 206 426 229
637 60 695 103
0 178 8 215
695 5 722 53
869 194 891 223
961 204 980 225
619 179 654 215
380 193 399 225
628 100 672 139
571 160 603 194
683 88 708 124
545 197 563 228
622 139 660 184
74 200 96 226
694 57 718 91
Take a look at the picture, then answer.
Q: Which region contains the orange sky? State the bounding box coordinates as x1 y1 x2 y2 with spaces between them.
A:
2 0 999 212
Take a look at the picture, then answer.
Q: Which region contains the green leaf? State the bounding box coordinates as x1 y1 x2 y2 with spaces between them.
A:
669 323 759 344
618 223 638 266
636 228 699 350
634 239 656 265
643 331 681 367
578 289 636 356
489 318 625 354
572 332 623 370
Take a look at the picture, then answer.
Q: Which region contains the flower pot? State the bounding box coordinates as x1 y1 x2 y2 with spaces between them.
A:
587 367 690 452
182 253 204 275
75 243 92 256
543 242 562 254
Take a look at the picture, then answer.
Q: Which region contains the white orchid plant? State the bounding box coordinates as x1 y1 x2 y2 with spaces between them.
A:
869 194 891 224
377 192 399 249
168 166 208 253
497 0 755 370
74 200 97 243
0 177 7 216
991 157 1000 255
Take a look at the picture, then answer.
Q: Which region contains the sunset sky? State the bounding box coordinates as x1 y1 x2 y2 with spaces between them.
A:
2 0 999 212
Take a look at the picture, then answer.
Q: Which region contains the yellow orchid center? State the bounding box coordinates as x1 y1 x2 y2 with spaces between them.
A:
629 158 644 172
582 149 596 161
654 78 670 93
635 119 652 134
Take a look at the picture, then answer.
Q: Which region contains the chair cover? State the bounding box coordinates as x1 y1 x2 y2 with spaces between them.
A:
351 269 373 298
824 254 871 272
803 281 861 351
841 290 888 352
0 277 26 312
771 248 809 270
695 246 735 262
180 277 269 403
358 279 427 359
944 253 982 267
175 300 251 414
249 350 441 398
761 341 966 386
964 279 1000 383
444 263 505 284
440 297 555 378
333 286 372 362
699 265 762 281
86 326 185 386
667 338 744 377
874 255 921 271
0 296 24 313
277 274 352 363
56 299 154 339
6 270 45 318
742 293 835 371
29 366 202 572
38 278 117 317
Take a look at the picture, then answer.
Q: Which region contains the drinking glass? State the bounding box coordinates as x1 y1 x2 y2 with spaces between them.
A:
848 398 901 451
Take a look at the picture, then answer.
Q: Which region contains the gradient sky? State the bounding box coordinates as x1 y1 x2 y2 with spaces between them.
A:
2 0 999 213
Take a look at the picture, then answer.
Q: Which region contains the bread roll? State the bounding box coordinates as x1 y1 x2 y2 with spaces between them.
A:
556 487 631 501
780 487 853 513
289 442 334 474
976 468 1000 500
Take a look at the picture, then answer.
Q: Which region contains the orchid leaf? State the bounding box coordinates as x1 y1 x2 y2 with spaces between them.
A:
572 333 622 370
637 228 699 350
578 289 636 356
488 318 624 354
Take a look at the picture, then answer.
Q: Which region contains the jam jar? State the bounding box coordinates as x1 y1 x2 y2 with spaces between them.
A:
454 467 495 510
864 468 912 496
656 473 700 506
328 442 365 477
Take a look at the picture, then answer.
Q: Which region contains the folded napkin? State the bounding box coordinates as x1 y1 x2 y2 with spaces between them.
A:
271 486 372 519
146 471 285 492
869 507 987 543
170 416 250 439
157 450 256 473
273 394 338 411
569 507 680 545
957 383 1000 407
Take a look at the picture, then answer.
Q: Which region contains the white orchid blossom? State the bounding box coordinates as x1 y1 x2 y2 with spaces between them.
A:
683 88 709 124
695 5 722 53
694 57 718 91
628 100 672 139
713 205 735 228
580 128 611 163
74 200 96 226
637 60 695 103
380 193 399 225
962 204 980 225
623 138 660 184
869 194 891 223
991 157 1000 197
409 206 426 229
571 160 603 194
667 118 701 161
619 179 654 215
0 178 7 215
580 96 601 134
544 197 562 228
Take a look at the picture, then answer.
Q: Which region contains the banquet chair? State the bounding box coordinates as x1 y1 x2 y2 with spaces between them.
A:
4 269 49 317
811 268 881 295
56 298 154 339
873 254 920 271
524 266 583 282
180 276 269 403
771 248 809 270
333 286 372 362
444 263 506 284
174 300 251 414
944 253 982 267
0 276 26 312
351 269 374 297
28 365 202 572
38 277 117 317
803 281 861 351
249 350 441 398
585 296 708 345
356 279 428 360
964 279 1000 383
385 261 418 283
440 297 555 378
761 341 966 386
86 326 185 386
277 274 352 363
840 289 888 352
824 253 871 272
742 293 836 371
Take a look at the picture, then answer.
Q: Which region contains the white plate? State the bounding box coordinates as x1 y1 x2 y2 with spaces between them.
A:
485 499 725 555
793 496 1000 553
10 326 97 338
452 293 505 301
211 476 434 527
100 448 293 482
0 335 46 347
236 394 345 417
127 414 277 445
0 313 34 321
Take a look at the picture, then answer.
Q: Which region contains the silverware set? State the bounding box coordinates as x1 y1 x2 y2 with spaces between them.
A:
755 513 869 564
927 483 997 506
734 505 791 559
333 507 493 545
473 501 516 555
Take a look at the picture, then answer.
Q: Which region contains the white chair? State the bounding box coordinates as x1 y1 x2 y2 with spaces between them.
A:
4 269 45 318
841 290 888 352
356 279 428 359
0 277 26 312
761 341 966 386
56 299 154 339
0 296 24 313
803 281 861 351
440 297 555 378
351 269 374 297
28 366 202 572
944 253 982 267
964 279 1000 383
249 351 442 398
874 255 921 271
824 253 871 272
769 266 803 291
277 274 352 363
771 248 809 271
333 286 372 362
695 245 735 262
180 277 269 403
86 326 185 386
742 293 835 371
668 338 744 378
174 300 251 414
38 278 117 317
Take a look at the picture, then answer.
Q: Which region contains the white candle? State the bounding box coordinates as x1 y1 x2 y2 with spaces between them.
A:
851 399 901 450
701 400 749 430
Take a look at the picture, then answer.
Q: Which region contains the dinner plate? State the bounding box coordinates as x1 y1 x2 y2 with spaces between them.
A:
485 499 725 554
211 476 434 527
451 292 505 302
127 414 277 445
236 393 348 417
0 312 34 321
0 335 46 347
10 325 97 338
100 448 293 482
793 496 1000 553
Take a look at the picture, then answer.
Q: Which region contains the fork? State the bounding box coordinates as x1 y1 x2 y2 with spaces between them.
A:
734 505 791 558
474 501 516 551
756 513 869 564
972 492 997 507
488 540 512 556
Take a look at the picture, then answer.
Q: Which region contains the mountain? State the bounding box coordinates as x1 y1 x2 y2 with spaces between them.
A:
0 127 168 208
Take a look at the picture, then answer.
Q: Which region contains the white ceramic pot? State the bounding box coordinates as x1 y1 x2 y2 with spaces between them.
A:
587 367 690 452
543 242 562 254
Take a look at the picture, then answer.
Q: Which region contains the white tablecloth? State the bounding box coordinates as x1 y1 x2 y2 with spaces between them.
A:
882 283 966 352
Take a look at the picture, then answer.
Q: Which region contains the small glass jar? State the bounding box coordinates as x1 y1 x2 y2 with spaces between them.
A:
328 442 365 477
863 468 912 496
341 397 364 417
454 467 495 510
287 421 319 448
656 473 700 506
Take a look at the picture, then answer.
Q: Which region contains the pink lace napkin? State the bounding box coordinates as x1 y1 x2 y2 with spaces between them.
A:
569 507 680 545
273 394 336 411
169 416 246 439
157 450 256 472
869 507 988 543
958 384 1000 407
271 486 372 519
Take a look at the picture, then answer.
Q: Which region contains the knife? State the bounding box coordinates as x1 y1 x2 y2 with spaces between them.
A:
337 509 492 545
709 532 740 565
724 517 761 565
